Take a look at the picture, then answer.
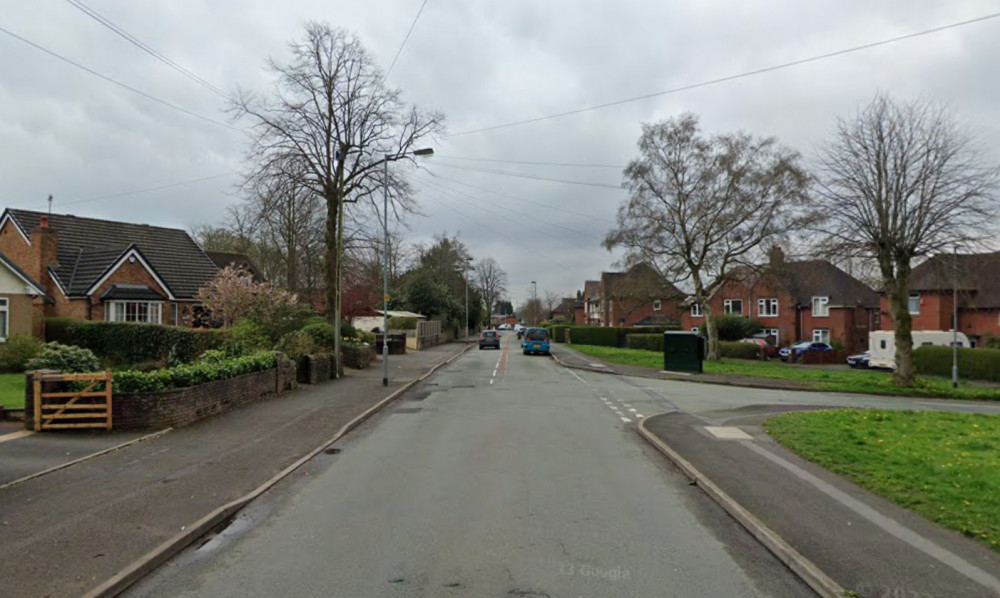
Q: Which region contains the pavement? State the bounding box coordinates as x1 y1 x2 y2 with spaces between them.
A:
0 342 469 598
125 330 813 598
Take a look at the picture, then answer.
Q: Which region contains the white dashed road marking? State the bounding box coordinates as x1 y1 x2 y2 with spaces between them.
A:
620 417 632 423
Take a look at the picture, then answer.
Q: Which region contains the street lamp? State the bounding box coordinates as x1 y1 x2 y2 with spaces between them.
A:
382 147 434 387
465 256 474 341
952 246 959 389
531 281 537 326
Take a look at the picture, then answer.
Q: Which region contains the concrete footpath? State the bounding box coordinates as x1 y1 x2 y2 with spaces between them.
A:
640 406 1000 598
0 343 469 598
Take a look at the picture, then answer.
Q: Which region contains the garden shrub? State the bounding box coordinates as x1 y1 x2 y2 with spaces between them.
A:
341 320 358 339
42 318 228 366
302 322 336 350
697 315 762 341
25 342 101 373
627 334 663 352
276 330 316 361
0 334 44 372
914 346 1000 382
112 351 278 393
719 341 763 360
225 319 269 355
388 316 418 330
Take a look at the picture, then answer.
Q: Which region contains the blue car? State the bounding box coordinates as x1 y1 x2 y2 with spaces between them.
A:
522 328 551 355
779 341 833 361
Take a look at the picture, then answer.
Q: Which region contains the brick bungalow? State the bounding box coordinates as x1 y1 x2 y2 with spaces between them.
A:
0 249 47 340
0 208 222 331
583 280 601 325
599 263 684 327
878 251 1000 347
680 247 878 352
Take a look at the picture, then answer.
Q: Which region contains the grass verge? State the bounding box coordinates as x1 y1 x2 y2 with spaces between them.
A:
567 344 1000 400
765 409 1000 552
0 373 25 410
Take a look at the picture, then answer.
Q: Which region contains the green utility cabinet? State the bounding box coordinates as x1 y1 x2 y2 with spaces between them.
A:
663 331 705 373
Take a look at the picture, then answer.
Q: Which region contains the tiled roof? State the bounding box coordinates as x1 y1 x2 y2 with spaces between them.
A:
583 280 600 301
6 209 219 299
602 263 683 299
911 252 1000 308
205 251 264 281
768 260 878 307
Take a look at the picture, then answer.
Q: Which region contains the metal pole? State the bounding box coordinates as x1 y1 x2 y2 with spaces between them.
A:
531 281 537 326
465 273 469 341
382 157 390 387
953 246 959 389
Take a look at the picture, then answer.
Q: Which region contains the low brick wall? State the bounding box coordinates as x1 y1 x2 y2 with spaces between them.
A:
297 353 334 384
113 368 282 430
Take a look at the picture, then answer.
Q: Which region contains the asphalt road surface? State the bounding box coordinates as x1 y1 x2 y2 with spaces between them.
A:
128 332 814 598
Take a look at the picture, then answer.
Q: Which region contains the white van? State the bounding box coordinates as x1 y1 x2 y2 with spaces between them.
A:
868 330 970 370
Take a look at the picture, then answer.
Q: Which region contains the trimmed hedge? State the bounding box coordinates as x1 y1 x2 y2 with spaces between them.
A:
914 346 1000 382
627 334 663 352
719 341 763 360
44 318 228 366
112 351 278 393
550 325 571 343
571 325 679 348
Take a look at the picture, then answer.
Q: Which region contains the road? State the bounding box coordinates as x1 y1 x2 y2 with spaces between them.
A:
127 332 814 598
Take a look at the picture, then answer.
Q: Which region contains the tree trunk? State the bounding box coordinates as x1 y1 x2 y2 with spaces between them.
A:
888 265 915 386
333 198 345 378
324 195 338 323
704 304 719 360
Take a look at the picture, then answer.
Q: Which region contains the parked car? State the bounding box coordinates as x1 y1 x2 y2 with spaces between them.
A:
498 323 512 330
479 330 500 350
522 327 550 355
779 341 833 361
846 351 870 368
740 337 779 359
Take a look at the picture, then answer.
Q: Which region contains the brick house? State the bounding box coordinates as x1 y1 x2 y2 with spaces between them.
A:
583 280 601 325
680 247 878 352
598 263 684 327
878 251 1000 347
0 249 47 340
0 208 222 330
552 297 583 323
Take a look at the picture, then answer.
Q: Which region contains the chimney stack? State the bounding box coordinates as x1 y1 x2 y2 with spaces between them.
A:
31 217 58 287
768 245 785 267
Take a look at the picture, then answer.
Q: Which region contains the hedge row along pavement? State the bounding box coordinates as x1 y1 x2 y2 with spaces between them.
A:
112 351 278 393
914 345 1000 382
625 335 762 359
569 326 678 348
46 318 229 366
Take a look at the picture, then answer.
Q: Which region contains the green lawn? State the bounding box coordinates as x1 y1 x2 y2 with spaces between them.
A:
766 409 1000 552
567 344 1000 401
0 373 25 410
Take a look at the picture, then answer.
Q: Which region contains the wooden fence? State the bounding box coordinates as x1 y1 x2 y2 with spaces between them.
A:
33 371 113 431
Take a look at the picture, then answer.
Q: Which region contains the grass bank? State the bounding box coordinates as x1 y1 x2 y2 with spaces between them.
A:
567 344 1000 401
765 409 1000 552
0 373 24 410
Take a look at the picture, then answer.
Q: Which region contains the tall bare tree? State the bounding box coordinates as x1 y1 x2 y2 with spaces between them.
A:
816 94 998 385
474 257 508 318
542 290 561 321
605 114 810 359
232 22 443 375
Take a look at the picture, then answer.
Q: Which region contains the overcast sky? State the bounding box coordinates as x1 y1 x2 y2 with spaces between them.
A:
2 1 999 306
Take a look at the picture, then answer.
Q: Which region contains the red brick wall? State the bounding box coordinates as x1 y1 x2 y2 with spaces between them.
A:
573 305 586 325
112 368 279 430
959 311 1000 342
609 297 682 327
879 293 953 331
0 219 35 279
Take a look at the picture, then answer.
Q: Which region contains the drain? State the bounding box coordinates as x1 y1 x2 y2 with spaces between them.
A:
324 448 341 455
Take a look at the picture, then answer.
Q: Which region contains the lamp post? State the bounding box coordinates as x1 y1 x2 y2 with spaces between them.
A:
531 280 537 326
382 147 434 387
952 246 959 389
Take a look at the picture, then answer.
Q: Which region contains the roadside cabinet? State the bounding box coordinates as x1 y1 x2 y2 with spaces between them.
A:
663 331 705 373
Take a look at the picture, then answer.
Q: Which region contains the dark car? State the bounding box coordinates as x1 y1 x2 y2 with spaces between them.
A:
521 328 551 355
478 330 500 350
846 351 870 368
740 337 779 359
779 341 833 361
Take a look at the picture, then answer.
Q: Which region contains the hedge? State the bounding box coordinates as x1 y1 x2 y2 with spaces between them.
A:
112 351 278 393
550 325 571 343
44 318 229 365
570 325 678 348
914 345 1000 382
719 341 763 360
627 334 663 352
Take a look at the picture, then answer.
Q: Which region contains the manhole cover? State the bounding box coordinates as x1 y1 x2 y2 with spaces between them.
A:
324 448 341 455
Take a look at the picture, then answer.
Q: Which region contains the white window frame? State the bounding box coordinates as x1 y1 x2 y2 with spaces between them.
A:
812 296 830 317
690 303 703 318
763 328 779 344
0 297 8 341
812 328 830 343
908 294 920 315
105 301 163 324
724 299 743 315
691 327 699 333
757 298 778 317
653 299 662 311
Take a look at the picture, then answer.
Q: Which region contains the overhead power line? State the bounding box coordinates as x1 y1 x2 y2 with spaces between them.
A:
63 0 232 101
433 162 623 190
0 25 243 132
435 155 625 169
41 172 239 208
384 0 429 79
448 11 1000 136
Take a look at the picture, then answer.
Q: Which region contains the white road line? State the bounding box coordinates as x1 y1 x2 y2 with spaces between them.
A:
490 379 494 385
628 408 637 412
635 414 644 418
567 369 589 384
622 403 632 409
620 417 632 423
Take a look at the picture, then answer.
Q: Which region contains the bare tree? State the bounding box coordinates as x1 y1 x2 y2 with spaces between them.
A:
232 22 444 375
816 94 998 385
518 298 543 327
542 291 561 321
605 114 810 359
475 258 508 319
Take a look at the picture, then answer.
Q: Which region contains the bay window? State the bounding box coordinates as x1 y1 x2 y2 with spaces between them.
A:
105 301 162 324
